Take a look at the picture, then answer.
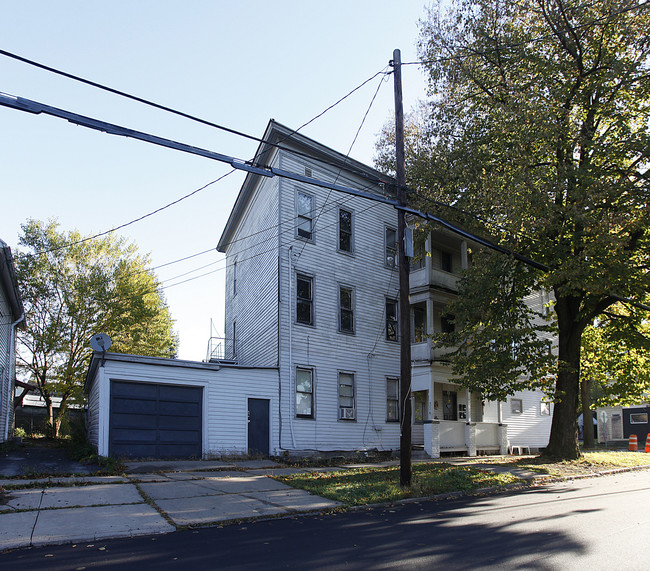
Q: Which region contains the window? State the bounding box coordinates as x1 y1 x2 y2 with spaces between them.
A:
440 250 453 273
630 412 649 424
296 191 314 240
296 368 314 418
412 302 427 343
296 274 313 325
511 398 523 414
231 321 237 358
386 299 398 341
385 226 397 268
339 286 354 333
338 372 355 420
338 208 353 252
540 401 551 416
233 260 237 296
387 377 399 422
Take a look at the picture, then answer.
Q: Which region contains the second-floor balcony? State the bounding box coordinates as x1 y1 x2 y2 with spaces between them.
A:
411 338 457 363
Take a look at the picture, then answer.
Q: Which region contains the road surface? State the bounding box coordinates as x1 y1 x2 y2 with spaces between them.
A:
2 469 649 569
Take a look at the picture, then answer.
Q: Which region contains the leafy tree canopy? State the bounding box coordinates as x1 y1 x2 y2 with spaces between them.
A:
378 0 650 458
15 219 178 435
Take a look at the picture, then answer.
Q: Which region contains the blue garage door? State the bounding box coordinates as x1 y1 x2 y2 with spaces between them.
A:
109 380 202 459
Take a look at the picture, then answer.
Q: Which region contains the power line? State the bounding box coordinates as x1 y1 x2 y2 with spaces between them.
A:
0 47 391 186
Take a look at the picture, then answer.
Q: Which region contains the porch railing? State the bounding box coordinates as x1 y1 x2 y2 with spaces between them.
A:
475 422 499 447
439 420 465 448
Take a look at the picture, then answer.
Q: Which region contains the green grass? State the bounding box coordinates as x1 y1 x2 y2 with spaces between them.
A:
275 463 519 506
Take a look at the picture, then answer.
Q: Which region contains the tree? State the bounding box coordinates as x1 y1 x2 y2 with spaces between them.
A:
15 219 178 436
379 0 650 459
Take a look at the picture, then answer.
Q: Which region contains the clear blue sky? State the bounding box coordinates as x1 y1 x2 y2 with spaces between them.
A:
0 1 431 360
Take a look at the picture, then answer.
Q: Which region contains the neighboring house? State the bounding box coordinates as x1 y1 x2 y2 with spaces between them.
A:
597 404 650 447
85 120 554 459
0 239 25 443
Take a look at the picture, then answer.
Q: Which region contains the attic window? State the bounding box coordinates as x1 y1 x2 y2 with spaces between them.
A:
304 167 312 178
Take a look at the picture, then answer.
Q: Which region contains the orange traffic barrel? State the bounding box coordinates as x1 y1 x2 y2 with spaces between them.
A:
629 434 638 451
646 435 650 453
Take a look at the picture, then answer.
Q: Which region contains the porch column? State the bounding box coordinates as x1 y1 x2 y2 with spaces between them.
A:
498 423 508 455
497 400 503 424
465 388 471 422
465 422 477 457
424 420 440 458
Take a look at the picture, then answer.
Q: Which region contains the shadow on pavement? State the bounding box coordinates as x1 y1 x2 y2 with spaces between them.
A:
0 438 100 477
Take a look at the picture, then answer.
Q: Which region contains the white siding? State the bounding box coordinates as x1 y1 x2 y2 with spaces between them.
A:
224 165 281 367
502 389 552 449
0 286 11 442
275 151 401 452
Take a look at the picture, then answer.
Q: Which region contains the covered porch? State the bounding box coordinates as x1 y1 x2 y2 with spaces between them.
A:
411 372 508 458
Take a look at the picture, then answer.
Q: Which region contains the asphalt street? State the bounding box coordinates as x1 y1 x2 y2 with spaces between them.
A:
2 469 649 570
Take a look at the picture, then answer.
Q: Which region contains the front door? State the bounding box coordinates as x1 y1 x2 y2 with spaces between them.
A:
442 390 457 421
247 398 270 457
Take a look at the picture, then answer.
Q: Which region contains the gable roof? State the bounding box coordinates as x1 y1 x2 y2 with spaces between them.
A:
217 119 395 252
0 239 24 322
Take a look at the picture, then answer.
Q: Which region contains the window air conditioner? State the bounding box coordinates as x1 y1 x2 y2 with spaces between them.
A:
339 407 356 420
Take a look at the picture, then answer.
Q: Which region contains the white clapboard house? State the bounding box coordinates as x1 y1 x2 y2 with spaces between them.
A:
86 120 553 459
1 239 25 443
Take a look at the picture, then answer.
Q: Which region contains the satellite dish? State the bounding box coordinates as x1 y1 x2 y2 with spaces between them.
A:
90 333 112 352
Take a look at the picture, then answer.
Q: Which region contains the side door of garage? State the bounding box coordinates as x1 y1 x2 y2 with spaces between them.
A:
109 380 202 459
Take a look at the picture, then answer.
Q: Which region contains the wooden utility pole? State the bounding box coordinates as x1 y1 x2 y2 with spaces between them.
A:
392 48 412 487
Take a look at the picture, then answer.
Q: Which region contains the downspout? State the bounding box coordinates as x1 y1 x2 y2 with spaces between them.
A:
287 246 296 448
5 313 25 439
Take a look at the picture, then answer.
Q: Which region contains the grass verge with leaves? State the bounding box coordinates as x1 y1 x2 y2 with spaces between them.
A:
275 463 519 506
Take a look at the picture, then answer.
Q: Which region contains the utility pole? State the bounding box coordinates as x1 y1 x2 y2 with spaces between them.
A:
392 48 412 487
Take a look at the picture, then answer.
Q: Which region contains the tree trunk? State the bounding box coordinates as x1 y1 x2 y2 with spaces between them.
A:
543 294 584 460
581 377 595 449
45 398 58 438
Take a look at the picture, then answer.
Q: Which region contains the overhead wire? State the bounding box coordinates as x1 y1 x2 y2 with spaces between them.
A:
0 47 391 187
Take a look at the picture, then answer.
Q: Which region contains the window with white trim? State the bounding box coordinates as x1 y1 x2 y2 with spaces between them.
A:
387 377 399 422
296 191 314 240
511 398 523 414
339 286 354 334
338 372 356 420
296 274 313 325
540 401 551 416
338 208 353 253
296 367 314 418
233 260 237 296
385 226 397 268
386 298 398 341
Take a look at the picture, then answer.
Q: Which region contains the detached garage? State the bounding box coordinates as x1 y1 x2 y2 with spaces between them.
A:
85 352 278 459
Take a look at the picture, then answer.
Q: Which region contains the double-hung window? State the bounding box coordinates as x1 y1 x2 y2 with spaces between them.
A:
386 299 398 341
296 191 314 240
338 372 355 420
386 377 399 422
338 208 353 253
296 274 313 325
296 367 314 418
339 286 354 333
385 226 397 268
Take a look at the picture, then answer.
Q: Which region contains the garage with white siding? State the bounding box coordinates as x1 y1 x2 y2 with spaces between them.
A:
85 352 278 459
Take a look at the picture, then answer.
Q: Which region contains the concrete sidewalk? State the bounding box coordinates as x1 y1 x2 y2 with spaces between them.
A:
0 460 341 551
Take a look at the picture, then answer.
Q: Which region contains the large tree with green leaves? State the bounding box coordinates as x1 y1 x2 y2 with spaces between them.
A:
15 219 178 436
380 0 650 459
